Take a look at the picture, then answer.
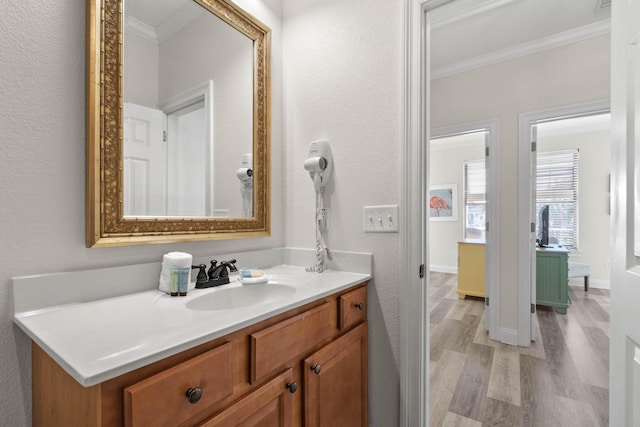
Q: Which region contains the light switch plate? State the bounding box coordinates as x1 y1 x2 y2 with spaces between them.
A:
363 205 399 233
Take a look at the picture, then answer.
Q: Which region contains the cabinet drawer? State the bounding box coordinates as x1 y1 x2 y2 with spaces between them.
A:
251 303 333 383
339 286 367 331
124 342 233 427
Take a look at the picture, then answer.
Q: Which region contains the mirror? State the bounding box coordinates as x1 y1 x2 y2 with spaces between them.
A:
86 0 271 247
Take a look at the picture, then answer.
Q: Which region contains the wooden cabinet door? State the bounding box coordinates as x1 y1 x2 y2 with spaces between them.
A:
304 323 368 427
199 369 295 427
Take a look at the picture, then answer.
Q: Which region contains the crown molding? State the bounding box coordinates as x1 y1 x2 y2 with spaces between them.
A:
155 4 204 44
125 4 205 45
430 0 519 29
125 15 158 44
432 19 611 80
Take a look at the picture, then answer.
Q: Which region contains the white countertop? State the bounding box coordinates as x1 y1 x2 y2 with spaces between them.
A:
14 265 371 387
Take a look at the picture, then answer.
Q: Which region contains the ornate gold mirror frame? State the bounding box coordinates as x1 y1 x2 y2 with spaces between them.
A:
86 0 271 247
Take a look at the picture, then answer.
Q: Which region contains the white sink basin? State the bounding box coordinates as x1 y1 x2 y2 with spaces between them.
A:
186 283 296 311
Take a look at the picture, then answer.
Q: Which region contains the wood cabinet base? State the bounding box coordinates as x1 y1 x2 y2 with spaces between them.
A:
32 283 368 426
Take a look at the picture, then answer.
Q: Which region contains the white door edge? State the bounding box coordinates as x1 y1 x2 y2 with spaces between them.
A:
401 0 455 425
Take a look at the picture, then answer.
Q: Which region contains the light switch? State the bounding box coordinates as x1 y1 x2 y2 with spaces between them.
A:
363 205 399 233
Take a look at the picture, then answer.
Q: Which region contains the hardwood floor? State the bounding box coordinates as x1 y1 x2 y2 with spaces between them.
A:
429 272 609 426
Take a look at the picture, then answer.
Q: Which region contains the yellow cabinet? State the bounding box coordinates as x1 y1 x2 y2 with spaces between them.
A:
457 240 485 299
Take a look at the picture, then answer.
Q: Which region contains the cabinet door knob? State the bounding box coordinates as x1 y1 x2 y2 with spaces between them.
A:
185 387 203 404
311 364 321 374
286 382 298 394
354 302 364 310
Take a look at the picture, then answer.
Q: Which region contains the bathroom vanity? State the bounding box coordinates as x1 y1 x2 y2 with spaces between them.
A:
31 284 367 426
14 259 371 427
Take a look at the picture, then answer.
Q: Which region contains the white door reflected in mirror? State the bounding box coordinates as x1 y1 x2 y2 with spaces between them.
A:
123 0 253 218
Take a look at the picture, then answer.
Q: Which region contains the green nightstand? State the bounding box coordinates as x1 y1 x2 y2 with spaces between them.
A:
536 246 569 314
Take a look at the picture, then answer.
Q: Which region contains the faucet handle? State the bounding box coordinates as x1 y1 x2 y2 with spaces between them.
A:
191 264 208 284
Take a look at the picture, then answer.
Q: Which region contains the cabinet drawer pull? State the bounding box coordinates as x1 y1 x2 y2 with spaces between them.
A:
185 387 203 404
354 303 364 310
311 364 321 375
286 382 298 393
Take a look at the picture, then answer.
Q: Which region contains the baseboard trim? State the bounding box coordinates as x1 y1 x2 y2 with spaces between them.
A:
429 265 458 274
569 278 610 289
500 328 519 346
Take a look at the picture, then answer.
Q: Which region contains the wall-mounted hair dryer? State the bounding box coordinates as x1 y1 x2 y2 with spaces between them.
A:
304 140 333 273
237 153 253 217
304 140 333 192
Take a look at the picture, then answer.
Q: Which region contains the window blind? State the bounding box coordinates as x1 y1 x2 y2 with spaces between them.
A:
463 159 486 238
536 149 579 249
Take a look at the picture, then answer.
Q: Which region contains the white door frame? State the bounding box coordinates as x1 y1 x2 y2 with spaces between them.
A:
159 80 215 215
401 0 454 425
431 120 501 341
517 99 610 345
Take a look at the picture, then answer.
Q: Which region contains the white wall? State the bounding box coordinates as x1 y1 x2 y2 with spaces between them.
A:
431 34 610 332
429 134 485 271
0 0 283 424
124 32 159 107
282 0 402 425
538 129 612 286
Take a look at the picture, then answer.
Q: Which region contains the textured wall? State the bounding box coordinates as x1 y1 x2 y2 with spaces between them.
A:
0 0 283 425
282 0 403 424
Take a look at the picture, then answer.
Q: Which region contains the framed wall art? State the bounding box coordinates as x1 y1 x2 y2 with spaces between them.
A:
429 184 457 221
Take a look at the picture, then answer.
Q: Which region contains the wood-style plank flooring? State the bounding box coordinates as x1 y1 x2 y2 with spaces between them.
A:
429 272 610 426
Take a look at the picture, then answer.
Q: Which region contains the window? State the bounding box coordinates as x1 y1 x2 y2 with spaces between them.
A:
536 149 579 249
463 159 486 239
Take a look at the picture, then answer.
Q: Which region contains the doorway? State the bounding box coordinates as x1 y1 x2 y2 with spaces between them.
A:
429 122 500 341
517 101 610 344
401 0 613 424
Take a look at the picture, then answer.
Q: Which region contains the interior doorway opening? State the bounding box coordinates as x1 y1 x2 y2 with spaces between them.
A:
518 102 611 344
430 121 500 342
